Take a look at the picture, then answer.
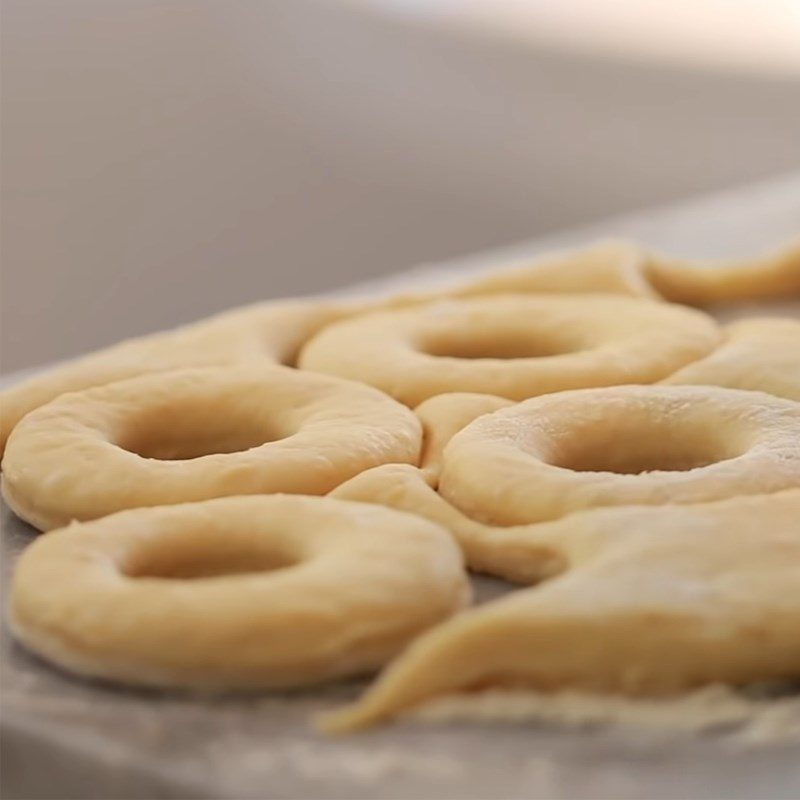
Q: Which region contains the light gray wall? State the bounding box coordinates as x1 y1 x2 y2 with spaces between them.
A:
3 0 799 371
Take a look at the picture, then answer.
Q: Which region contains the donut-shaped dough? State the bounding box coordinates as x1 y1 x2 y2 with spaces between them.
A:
644 239 800 306
663 318 800 402
451 239 800 308
0 299 350 457
2 365 421 531
451 240 657 299
9 495 470 690
320 490 800 731
440 386 800 526
299 296 721 406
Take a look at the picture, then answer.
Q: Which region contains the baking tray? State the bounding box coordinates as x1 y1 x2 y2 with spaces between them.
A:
3 173 800 800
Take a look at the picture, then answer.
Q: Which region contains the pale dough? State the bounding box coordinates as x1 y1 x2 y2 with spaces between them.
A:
663 317 800 402
414 393 513 484
4 237 800 732
453 238 800 308
2 365 421 531
332 463 565 584
9 495 470 690
299 295 721 406
645 239 800 306
451 240 657 299
440 385 800 526
0 299 351 456
319 490 800 732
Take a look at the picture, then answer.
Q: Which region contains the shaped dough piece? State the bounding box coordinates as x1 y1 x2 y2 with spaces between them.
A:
663 318 800 402
320 491 800 732
440 385 800 526
0 299 351 456
299 295 721 406
450 239 800 308
2 365 421 531
414 393 513 484
332 463 565 584
451 240 657 299
644 239 800 306
10 495 470 690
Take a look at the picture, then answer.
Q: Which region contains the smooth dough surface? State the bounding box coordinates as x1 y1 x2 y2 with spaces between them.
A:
663 317 800 401
414 393 513 484
644 239 800 306
2 365 421 530
10 495 470 690
450 238 800 308
320 490 800 732
299 295 721 406
439 385 800 526
451 240 657 299
0 299 351 457
332 463 565 584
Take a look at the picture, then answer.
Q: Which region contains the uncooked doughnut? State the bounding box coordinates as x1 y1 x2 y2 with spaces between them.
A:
451 240 657 299
10 495 470 690
2 365 421 531
645 239 800 306
663 318 800 402
320 490 800 732
299 295 721 406
0 299 350 456
452 238 800 308
439 385 800 526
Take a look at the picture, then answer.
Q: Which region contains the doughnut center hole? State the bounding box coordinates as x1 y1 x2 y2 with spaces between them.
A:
118 404 287 460
551 419 740 474
124 541 297 580
422 330 575 360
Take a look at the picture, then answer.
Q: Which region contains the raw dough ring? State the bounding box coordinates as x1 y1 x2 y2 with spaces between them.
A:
1 365 422 531
9 495 470 690
645 239 800 306
451 240 657 299
299 295 721 406
321 490 800 731
0 299 350 456
440 385 800 526
663 317 800 402
453 239 800 308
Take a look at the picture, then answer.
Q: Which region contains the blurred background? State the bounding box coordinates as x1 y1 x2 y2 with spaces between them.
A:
2 0 800 372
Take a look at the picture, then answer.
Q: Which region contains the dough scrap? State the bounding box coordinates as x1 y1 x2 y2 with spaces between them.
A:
10 495 470 690
414 393 513 484
299 295 721 406
440 385 800 526
663 317 800 402
2 365 421 531
319 491 800 732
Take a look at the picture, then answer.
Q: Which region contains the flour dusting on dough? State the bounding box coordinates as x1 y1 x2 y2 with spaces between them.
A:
408 686 800 744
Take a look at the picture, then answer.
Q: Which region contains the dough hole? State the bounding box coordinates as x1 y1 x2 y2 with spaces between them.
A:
421 331 575 360
118 407 286 461
122 540 297 580
552 422 743 475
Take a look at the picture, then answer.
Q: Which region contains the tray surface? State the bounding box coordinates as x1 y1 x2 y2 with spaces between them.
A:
2 173 800 800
